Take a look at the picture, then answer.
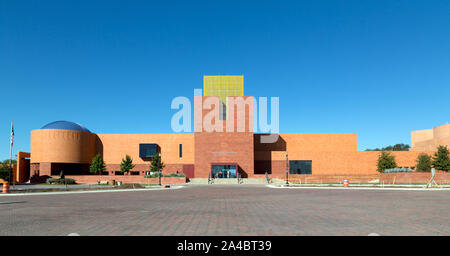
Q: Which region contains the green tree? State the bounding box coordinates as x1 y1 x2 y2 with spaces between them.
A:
90 153 106 175
365 144 410 151
432 145 450 171
377 151 397 173
391 143 410 151
416 153 432 172
150 153 165 174
120 155 135 173
0 160 17 180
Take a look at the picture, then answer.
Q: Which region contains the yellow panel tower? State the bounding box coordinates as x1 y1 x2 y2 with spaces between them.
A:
203 75 244 103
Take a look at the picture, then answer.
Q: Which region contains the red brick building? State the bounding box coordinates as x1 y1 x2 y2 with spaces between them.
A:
14 75 447 183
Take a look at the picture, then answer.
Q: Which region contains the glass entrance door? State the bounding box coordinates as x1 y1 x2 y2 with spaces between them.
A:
211 165 237 178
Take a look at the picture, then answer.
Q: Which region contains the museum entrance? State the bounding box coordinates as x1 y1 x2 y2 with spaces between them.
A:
211 164 237 178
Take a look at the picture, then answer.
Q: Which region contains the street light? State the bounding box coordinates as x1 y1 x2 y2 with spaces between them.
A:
286 151 289 185
158 169 162 186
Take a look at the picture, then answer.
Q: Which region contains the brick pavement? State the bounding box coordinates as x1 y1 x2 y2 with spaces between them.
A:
0 185 449 235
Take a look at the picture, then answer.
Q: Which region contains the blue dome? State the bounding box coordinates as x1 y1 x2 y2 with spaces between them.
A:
41 121 91 133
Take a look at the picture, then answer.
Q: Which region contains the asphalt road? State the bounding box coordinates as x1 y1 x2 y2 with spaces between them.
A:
0 185 449 235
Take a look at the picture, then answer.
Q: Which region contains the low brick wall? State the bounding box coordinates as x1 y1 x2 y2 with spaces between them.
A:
380 171 450 184
42 172 450 185
269 171 450 184
52 175 186 185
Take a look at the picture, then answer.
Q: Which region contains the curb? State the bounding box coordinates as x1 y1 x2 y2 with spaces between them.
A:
266 184 450 191
0 186 185 197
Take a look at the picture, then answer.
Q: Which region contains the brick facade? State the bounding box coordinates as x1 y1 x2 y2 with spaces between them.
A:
194 96 254 178
22 80 449 183
267 150 436 176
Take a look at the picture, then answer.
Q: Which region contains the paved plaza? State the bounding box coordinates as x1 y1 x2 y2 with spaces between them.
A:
0 185 449 236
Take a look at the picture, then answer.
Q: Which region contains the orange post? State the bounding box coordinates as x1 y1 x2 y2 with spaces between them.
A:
343 179 348 187
2 181 9 193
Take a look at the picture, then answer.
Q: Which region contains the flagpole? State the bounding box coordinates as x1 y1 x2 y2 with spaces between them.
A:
9 120 12 185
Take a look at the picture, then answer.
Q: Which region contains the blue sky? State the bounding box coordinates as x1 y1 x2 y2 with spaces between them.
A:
1 0 449 160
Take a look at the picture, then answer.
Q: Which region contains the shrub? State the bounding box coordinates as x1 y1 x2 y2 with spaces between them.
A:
165 173 185 177
416 153 432 172
377 151 397 173
46 178 76 184
144 171 159 178
144 172 185 178
384 168 412 173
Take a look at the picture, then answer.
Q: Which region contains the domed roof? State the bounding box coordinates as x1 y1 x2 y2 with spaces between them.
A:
41 121 91 133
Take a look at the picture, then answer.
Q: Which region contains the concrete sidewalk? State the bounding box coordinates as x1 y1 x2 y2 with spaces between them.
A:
269 184 450 191
9 184 114 190
1 185 184 196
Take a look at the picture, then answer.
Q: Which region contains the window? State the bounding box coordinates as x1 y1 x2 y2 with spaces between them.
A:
211 165 237 178
289 160 312 174
219 101 227 120
139 144 159 158
179 144 183 158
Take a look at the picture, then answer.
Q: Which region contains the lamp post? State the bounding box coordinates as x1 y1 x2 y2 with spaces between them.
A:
158 169 162 186
286 152 289 185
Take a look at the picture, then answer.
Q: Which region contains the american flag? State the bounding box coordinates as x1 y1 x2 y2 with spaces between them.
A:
10 121 14 147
